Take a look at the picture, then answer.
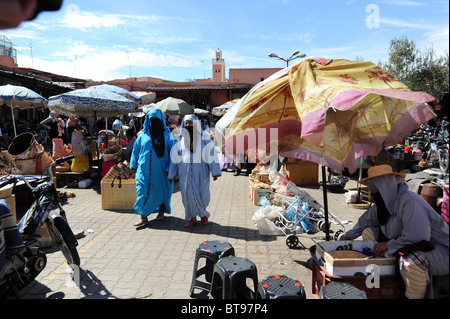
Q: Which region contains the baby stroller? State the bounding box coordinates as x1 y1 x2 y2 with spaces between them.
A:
270 169 347 249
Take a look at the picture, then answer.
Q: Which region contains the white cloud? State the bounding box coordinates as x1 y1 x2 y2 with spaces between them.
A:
254 32 314 43
16 46 192 81
380 18 436 30
379 0 427 6
60 11 126 30
422 25 450 55
58 4 184 31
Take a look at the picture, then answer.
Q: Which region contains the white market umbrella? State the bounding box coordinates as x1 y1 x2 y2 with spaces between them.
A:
89 84 143 106
132 91 156 105
156 97 194 117
0 84 47 137
48 87 136 118
194 108 210 116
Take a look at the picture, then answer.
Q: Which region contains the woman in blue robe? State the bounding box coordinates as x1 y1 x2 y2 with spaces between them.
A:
168 114 221 227
130 108 175 227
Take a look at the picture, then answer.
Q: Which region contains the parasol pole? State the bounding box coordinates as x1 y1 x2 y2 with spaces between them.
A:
94 110 99 161
357 159 363 203
321 165 330 241
10 106 17 137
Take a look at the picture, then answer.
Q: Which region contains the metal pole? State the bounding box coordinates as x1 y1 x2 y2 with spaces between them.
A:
10 106 17 137
322 165 330 241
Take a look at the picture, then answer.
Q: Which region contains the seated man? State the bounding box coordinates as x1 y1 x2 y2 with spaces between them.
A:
121 128 136 162
341 165 449 299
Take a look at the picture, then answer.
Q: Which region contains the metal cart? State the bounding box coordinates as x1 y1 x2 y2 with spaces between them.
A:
270 169 347 249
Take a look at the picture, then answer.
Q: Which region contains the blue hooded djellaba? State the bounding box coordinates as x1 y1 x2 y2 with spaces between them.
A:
130 109 175 217
168 114 221 221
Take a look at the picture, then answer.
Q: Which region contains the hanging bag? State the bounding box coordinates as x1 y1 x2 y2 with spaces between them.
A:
8 132 44 160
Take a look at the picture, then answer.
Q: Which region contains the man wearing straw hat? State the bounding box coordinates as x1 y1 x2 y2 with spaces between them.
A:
342 165 449 299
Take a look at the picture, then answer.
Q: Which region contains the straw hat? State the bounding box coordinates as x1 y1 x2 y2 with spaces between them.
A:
358 164 405 185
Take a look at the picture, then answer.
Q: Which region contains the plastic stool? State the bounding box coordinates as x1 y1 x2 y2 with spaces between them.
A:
257 275 306 299
320 282 367 299
430 274 449 299
189 240 235 297
210 256 258 299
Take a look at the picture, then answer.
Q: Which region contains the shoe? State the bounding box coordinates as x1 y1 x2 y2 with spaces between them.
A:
201 216 208 225
185 219 196 227
134 216 149 228
233 169 241 176
156 211 165 221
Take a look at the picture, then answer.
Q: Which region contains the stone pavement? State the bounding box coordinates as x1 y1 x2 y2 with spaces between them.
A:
17 167 367 300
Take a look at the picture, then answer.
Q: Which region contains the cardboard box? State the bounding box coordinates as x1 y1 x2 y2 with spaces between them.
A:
284 162 319 186
255 173 269 184
101 178 137 210
1 185 16 220
1 195 16 220
250 187 273 206
315 240 397 277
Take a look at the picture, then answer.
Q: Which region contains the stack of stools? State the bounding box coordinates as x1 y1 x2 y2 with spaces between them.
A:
210 256 259 299
189 240 235 297
320 282 367 299
257 275 306 299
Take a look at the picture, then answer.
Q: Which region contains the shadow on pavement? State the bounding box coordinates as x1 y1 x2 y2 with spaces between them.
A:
136 215 277 242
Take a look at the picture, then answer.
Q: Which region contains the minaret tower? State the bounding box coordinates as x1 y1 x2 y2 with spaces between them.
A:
212 49 226 82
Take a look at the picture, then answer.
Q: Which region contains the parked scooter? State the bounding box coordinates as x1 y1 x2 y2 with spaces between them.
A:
0 155 78 298
0 201 46 298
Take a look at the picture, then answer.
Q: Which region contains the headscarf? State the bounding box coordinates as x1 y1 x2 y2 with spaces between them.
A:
143 108 170 158
181 114 200 153
367 174 408 225
49 111 57 123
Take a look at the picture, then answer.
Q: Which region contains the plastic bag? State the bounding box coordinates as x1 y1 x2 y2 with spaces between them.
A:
345 190 359 204
284 197 313 232
252 206 285 236
257 196 272 206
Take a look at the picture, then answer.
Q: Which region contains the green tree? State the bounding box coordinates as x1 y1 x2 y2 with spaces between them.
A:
380 36 449 101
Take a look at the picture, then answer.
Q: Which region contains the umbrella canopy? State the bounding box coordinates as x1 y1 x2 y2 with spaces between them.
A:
132 91 156 105
0 84 47 109
224 58 436 174
0 84 47 137
89 84 142 105
156 97 194 117
48 87 136 118
212 98 240 117
194 108 210 116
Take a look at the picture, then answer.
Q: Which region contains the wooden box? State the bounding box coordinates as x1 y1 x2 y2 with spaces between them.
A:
284 161 319 186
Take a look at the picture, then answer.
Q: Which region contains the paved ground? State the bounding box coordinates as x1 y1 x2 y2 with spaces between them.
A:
16 164 372 300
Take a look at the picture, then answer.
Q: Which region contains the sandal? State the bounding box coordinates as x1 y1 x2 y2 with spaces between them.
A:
185 219 196 227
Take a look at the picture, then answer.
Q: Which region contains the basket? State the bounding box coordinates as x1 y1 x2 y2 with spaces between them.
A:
71 154 89 173
71 131 89 156
326 183 346 193
101 178 137 210
8 132 44 160
103 163 135 180
102 144 122 162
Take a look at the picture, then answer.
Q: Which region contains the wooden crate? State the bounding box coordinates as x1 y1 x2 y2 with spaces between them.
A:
101 178 136 211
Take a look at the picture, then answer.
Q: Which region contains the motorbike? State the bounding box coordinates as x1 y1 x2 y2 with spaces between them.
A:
405 122 449 173
0 155 79 298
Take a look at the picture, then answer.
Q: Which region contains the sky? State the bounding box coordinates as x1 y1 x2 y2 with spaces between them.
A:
1 0 449 83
